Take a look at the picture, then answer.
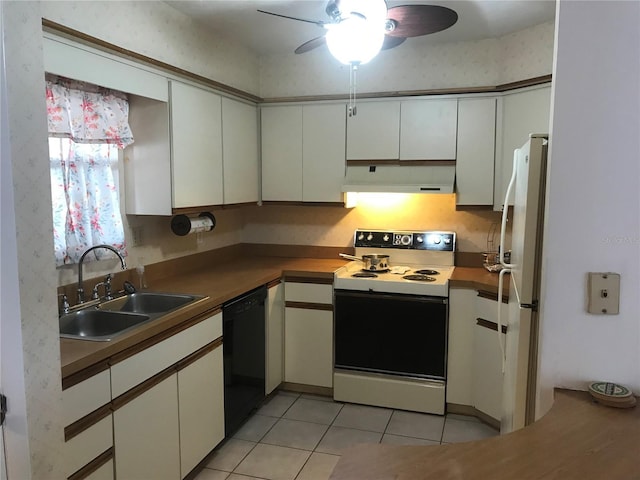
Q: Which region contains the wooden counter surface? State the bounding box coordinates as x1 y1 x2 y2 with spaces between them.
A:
330 389 640 480
60 259 506 379
450 266 509 299
60 256 347 378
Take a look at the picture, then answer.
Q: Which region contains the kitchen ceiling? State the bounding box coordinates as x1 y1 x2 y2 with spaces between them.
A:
166 0 556 56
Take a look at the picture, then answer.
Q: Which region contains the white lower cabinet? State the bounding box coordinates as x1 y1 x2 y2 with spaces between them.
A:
284 281 333 388
448 289 506 423
266 281 284 394
178 346 225 478
113 373 181 480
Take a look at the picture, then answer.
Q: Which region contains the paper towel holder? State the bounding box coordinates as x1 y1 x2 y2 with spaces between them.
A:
171 212 216 236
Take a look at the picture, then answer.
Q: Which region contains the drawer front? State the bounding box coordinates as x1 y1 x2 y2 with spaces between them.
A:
285 282 333 304
476 295 507 324
65 415 113 478
63 370 111 426
111 313 221 398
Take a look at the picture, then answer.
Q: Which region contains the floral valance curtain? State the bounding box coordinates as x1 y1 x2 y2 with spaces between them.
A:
46 76 131 267
46 76 134 148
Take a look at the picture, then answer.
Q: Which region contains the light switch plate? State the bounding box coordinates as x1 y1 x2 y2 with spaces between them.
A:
587 272 620 314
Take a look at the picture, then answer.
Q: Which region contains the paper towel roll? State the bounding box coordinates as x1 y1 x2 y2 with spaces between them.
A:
171 212 216 236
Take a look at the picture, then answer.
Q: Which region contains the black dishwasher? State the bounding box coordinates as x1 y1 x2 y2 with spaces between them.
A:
222 285 267 437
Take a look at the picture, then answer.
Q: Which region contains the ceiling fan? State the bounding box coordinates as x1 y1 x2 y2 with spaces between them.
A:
257 0 458 61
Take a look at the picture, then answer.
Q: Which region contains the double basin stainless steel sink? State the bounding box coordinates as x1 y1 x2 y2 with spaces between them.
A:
59 292 204 342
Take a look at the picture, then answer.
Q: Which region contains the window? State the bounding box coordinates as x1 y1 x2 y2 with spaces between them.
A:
46 76 133 266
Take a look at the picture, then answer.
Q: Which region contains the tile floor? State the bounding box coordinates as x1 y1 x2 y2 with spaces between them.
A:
196 390 498 480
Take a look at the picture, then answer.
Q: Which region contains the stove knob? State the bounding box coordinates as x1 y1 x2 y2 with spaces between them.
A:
383 234 390 242
428 234 441 244
367 233 373 241
444 237 451 244
358 233 364 241
416 235 424 243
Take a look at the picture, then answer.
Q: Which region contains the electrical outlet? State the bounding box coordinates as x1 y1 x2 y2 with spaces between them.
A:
587 272 620 314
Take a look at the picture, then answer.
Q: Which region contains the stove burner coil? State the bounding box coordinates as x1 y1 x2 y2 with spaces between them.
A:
352 272 378 278
414 269 440 275
402 274 437 282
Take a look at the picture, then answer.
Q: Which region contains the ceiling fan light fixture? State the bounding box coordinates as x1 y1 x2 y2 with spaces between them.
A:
325 14 385 65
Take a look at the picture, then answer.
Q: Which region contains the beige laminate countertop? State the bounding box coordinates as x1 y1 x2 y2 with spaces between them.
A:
330 389 640 480
60 260 506 379
60 256 347 379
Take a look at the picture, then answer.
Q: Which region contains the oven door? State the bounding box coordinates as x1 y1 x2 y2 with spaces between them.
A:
334 289 448 380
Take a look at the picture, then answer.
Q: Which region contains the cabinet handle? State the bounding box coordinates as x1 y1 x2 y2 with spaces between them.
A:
476 317 507 334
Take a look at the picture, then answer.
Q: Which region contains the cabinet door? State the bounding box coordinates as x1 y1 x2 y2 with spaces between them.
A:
170 81 223 208
346 101 400 160
400 99 457 161
302 104 346 202
456 97 497 205
284 308 333 388
178 346 224 478
473 321 506 422
266 282 284 395
113 373 180 480
446 288 476 406
261 105 303 201
222 97 259 204
125 96 172 215
494 85 551 210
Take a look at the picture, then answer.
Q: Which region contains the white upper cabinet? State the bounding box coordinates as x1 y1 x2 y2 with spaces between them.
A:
222 98 259 204
400 98 458 161
261 105 304 201
346 101 401 160
456 97 497 206
303 104 346 202
170 81 224 209
261 103 346 202
494 85 551 210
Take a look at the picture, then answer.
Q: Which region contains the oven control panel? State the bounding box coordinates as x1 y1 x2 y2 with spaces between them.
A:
353 230 456 251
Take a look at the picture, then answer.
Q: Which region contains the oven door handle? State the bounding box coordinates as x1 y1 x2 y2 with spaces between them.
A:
335 290 447 304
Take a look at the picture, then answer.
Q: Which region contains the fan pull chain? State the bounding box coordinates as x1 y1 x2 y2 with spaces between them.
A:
348 63 358 117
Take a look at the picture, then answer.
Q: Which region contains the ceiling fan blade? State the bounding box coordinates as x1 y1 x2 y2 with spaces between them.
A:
257 9 325 28
386 5 458 38
381 35 406 50
295 36 327 54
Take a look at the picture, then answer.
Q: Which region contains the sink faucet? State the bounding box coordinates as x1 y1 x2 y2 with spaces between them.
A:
77 244 127 304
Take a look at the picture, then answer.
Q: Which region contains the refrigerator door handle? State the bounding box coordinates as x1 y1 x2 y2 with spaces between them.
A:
499 149 519 269
520 300 539 311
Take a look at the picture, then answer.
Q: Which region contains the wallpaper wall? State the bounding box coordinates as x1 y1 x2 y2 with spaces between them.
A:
40 0 261 96
244 195 503 253
259 21 555 98
2 2 64 478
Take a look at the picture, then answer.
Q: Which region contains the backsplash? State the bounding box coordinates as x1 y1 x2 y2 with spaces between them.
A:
243 194 507 253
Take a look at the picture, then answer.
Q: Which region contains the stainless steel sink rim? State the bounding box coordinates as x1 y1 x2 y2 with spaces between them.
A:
59 292 205 342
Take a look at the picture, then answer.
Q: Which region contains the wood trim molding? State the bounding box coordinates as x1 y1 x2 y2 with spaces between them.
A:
42 19 262 103
261 201 346 207
67 447 114 480
64 403 112 441
111 365 176 411
62 360 110 391
477 289 509 304
171 203 259 215
477 317 508 334
346 159 456 167
176 338 222 371
284 276 334 285
285 301 333 311
42 18 551 107
266 279 282 289
109 307 222 366
446 403 500 430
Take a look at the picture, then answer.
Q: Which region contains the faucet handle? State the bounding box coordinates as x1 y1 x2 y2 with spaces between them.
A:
58 293 70 315
104 274 113 300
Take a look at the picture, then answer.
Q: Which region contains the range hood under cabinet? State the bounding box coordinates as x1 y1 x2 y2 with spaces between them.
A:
342 163 456 194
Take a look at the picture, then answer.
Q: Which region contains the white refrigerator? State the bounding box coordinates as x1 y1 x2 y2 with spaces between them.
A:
498 134 548 433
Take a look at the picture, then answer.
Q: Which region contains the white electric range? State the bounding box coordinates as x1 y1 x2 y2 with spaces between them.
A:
333 229 456 415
